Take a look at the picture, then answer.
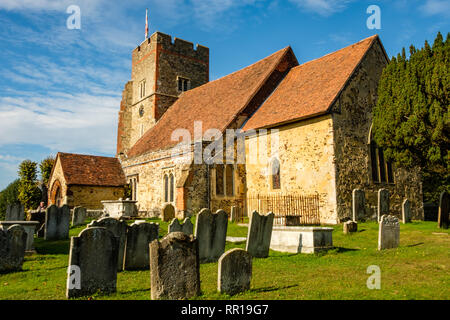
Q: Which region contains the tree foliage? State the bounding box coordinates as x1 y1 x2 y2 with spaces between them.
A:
18 160 42 211
0 179 20 220
40 156 55 185
373 32 449 202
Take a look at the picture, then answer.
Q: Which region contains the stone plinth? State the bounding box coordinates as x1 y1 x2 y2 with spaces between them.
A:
0 221 39 252
270 226 334 254
101 199 138 218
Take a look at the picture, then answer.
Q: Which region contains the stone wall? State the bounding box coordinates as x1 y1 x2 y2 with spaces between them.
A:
245 115 338 224
331 39 423 221
66 186 124 210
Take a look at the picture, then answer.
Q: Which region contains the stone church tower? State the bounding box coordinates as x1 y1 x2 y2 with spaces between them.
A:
117 31 209 157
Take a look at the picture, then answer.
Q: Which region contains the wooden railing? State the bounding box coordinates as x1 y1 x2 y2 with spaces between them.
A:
246 193 321 226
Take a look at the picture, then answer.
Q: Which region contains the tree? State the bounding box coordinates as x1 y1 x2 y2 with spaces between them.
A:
373 32 449 202
18 160 42 211
0 179 20 220
39 156 55 185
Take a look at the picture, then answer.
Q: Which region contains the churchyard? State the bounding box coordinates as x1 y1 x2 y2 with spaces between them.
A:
0 215 448 300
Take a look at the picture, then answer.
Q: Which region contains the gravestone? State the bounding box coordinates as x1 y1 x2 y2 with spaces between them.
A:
343 221 358 234
195 208 228 263
149 232 200 300
352 189 365 221
230 206 237 222
168 218 193 236
124 221 159 270
378 215 400 250
66 227 119 298
88 217 128 271
72 207 87 227
0 225 27 272
218 248 252 296
245 210 274 258
161 203 175 222
5 203 25 221
377 189 390 222
44 205 70 240
402 199 411 224
438 191 449 229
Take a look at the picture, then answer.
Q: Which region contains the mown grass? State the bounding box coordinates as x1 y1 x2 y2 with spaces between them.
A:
0 219 448 300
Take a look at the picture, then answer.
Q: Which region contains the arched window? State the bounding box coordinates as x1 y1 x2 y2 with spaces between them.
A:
225 165 234 196
164 174 169 202
169 174 174 202
369 129 394 184
215 165 224 196
271 158 281 190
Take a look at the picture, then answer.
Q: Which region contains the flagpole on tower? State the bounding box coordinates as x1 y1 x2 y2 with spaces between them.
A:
145 8 149 40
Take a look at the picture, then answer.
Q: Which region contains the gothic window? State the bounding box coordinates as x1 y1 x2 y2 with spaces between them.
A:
163 173 175 203
177 77 190 92
169 174 174 203
225 165 234 196
128 176 138 201
369 130 394 184
164 174 169 202
215 165 224 196
271 158 281 190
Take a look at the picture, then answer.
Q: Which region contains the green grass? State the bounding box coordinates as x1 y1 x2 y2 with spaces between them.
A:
0 220 448 300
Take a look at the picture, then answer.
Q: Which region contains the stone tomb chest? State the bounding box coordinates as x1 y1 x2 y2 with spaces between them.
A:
270 226 334 254
101 199 138 218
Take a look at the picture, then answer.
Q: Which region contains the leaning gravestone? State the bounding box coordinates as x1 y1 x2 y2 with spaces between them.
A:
195 208 228 263
245 210 274 258
352 189 365 221
402 199 411 224
5 203 25 221
124 221 159 270
343 221 358 234
161 203 175 222
378 215 400 250
0 225 27 272
377 189 390 222
149 232 200 300
230 206 237 222
168 218 193 235
44 205 70 240
66 227 119 298
88 217 128 271
72 207 87 227
218 248 252 296
438 191 449 229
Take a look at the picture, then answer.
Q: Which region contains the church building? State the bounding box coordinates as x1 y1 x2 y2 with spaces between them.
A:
116 31 424 223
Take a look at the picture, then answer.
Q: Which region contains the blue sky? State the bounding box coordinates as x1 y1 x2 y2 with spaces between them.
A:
0 0 449 189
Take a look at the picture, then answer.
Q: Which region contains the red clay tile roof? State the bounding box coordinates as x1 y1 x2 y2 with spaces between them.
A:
127 47 292 158
57 152 126 186
243 35 381 131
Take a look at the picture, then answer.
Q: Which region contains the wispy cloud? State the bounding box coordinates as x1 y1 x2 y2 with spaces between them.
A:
419 0 450 17
288 0 353 16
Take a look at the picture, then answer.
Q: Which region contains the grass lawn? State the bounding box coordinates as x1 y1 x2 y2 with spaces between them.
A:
0 219 448 300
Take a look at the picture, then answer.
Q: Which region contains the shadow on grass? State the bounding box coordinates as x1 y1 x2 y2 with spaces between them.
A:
35 240 70 255
250 284 298 293
330 247 360 253
119 288 151 295
405 242 425 247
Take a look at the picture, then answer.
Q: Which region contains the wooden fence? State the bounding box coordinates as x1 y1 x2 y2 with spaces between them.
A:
246 193 321 226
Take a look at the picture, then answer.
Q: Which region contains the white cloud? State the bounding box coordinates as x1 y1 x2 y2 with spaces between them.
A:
420 0 450 16
288 0 353 16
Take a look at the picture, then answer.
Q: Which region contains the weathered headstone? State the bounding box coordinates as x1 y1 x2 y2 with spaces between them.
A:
195 208 228 263
402 199 411 224
168 217 193 235
352 189 365 221
343 221 358 234
149 232 200 300
0 225 27 272
124 221 159 270
44 205 70 240
218 248 252 296
66 227 119 298
377 189 389 222
72 206 87 227
438 191 449 229
230 206 237 222
88 217 128 271
161 203 175 222
245 210 274 258
378 215 400 250
5 203 25 221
